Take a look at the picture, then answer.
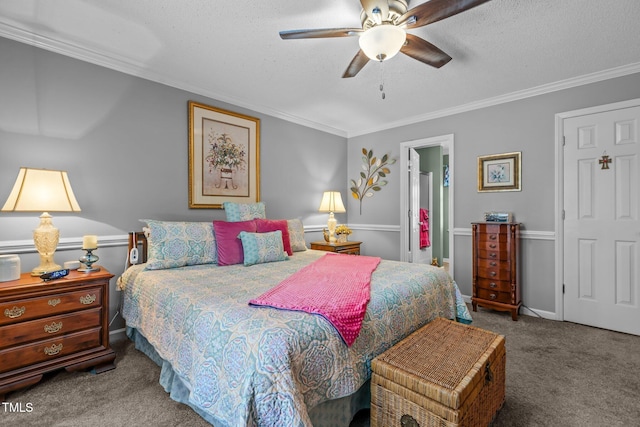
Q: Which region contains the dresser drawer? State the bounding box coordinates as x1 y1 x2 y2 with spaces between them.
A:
477 240 508 253
0 328 102 374
477 249 509 261
476 288 512 305
477 258 510 271
0 288 102 326
0 308 101 349
476 278 512 293
477 265 512 281
476 232 509 244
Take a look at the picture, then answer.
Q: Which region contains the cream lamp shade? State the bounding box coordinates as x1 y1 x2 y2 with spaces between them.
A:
318 191 346 243
358 24 407 62
2 167 81 276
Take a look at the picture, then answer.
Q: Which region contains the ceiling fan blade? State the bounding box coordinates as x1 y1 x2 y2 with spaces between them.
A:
400 33 452 68
398 0 492 29
279 28 362 39
342 50 371 78
360 0 389 23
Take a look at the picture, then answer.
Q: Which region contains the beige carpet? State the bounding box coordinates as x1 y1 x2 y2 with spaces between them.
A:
3 306 640 426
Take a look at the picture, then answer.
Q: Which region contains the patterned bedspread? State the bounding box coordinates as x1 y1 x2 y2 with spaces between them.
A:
120 250 471 427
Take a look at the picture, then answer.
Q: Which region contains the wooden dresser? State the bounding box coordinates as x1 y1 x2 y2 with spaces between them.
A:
0 268 116 399
471 222 521 320
310 241 362 255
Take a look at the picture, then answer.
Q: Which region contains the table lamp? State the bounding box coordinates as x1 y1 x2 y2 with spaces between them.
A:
1 167 81 276
318 191 346 243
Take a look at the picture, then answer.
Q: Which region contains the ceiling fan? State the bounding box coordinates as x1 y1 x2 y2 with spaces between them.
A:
279 0 492 78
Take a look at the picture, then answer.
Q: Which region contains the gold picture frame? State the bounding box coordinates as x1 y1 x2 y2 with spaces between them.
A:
188 101 260 208
477 152 521 192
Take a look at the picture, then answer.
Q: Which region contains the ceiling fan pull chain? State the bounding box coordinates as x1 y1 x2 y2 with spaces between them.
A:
379 61 386 100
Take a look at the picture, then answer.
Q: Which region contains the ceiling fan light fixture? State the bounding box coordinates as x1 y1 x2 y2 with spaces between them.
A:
358 24 406 62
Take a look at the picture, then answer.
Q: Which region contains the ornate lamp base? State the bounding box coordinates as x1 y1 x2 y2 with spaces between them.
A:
31 212 61 276
78 249 99 272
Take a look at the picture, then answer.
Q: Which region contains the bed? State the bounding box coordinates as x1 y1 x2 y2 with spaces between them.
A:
117 218 471 427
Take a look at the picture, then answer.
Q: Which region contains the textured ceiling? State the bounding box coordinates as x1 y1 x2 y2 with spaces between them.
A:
1 0 639 137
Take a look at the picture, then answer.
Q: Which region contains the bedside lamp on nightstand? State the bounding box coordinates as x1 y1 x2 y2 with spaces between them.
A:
318 191 346 243
1 167 81 276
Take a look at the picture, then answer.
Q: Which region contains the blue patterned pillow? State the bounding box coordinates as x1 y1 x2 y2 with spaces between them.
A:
287 219 307 252
223 202 266 222
238 230 288 266
142 220 217 270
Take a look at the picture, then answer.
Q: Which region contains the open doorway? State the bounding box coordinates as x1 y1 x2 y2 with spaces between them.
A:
400 134 454 278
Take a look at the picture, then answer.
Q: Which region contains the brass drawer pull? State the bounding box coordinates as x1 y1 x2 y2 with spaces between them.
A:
4 306 25 319
44 343 63 356
489 293 497 300
48 298 61 307
489 244 496 249
44 321 63 334
489 235 497 240
490 253 497 258
490 262 497 267
80 294 96 305
490 271 497 276
489 282 497 288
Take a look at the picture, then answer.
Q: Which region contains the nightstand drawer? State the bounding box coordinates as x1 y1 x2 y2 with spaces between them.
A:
310 241 362 255
0 307 102 349
0 328 102 373
0 287 102 326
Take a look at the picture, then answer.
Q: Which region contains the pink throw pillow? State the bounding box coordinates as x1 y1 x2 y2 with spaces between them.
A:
213 220 257 266
255 219 293 256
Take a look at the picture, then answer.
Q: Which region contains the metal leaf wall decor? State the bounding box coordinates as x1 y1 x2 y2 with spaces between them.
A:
350 148 397 214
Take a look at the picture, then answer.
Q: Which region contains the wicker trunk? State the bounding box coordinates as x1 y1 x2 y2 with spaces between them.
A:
371 318 505 427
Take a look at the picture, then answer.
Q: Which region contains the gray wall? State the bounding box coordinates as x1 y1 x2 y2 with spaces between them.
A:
348 72 640 316
3 35 640 325
0 37 347 333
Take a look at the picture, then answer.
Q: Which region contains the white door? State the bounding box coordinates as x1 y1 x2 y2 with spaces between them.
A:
415 172 433 264
409 147 420 263
563 103 640 335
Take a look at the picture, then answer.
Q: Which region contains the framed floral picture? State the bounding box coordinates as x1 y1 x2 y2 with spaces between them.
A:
477 152 521 192
188 101 260 208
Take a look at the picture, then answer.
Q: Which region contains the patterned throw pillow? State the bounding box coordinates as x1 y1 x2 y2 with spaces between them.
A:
213 220 258 266
238 231 288 266
143 220 217 270
223 202 266 222
255 218 292 256
287 219 307 252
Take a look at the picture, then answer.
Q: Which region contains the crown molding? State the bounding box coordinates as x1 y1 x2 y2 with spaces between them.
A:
2 21 638 141
348 62 640 137
0 23 348 138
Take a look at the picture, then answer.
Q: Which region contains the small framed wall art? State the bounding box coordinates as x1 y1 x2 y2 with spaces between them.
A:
477 151 521 192
188 101 260 208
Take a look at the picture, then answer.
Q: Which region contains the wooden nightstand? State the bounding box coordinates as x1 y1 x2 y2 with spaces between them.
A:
310 241 362 255
0 267 116 399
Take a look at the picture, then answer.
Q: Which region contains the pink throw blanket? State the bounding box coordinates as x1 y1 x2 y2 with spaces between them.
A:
249 253 381 346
